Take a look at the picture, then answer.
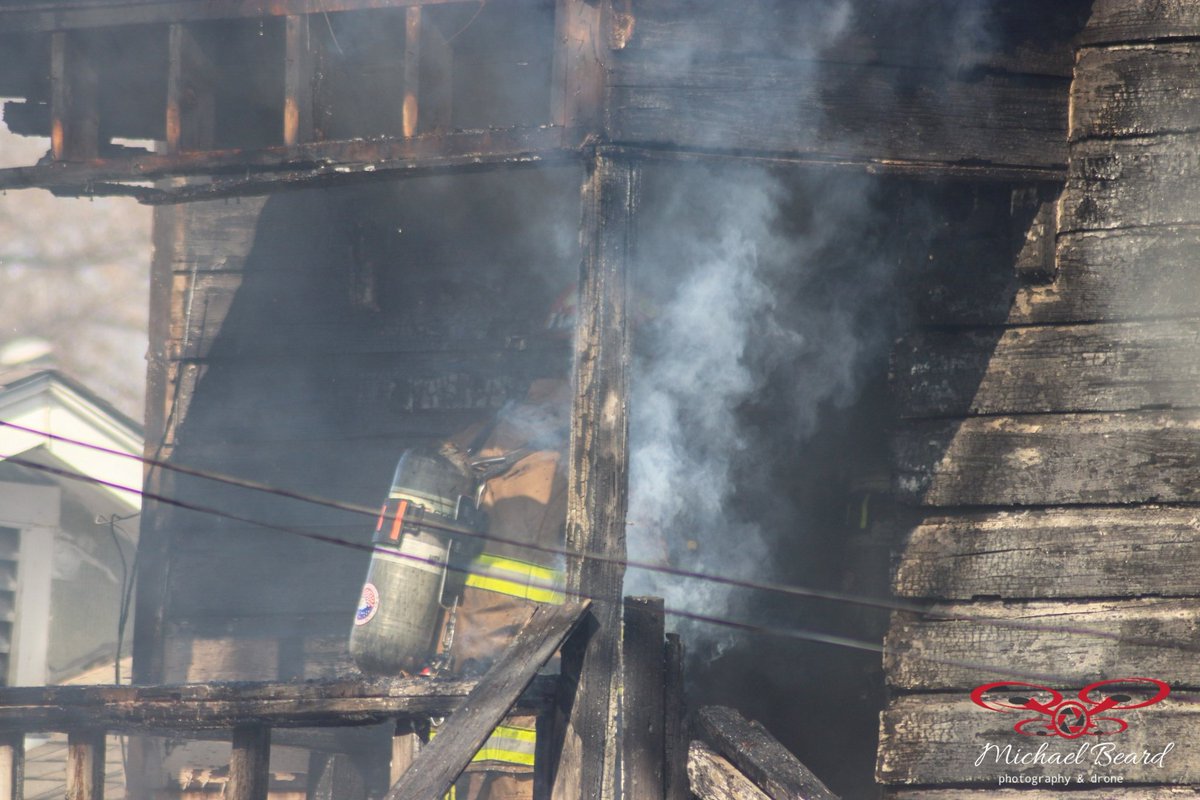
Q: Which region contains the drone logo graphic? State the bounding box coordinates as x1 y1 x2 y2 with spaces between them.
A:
970 678 1170 739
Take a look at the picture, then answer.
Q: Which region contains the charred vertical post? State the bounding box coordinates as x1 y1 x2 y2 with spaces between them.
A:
228 725 271 800
623 597 665 800
662 634 687 800
50 31 99 161
402 7 421 138
0 733 23 800
389 720 421 785
66 731 105 800
284 15 315 146
552 150 637 800
419 19 452 132
166 24 215 153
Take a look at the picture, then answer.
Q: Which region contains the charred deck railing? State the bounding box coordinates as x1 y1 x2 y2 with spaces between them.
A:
0 597 827 799
0 597 695 800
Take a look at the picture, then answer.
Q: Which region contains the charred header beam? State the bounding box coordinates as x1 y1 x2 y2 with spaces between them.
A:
0 0 527 33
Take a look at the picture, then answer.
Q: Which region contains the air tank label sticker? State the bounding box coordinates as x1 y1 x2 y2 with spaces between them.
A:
355 582 380 626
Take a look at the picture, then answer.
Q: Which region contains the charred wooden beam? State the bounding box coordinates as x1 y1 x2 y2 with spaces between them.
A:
893 507 1200 601
401 7 421 138
388 719 422 786
893 320 1200 419
228 725 270 800
687 741 769 800
284 16 315 147
0 733 23 800
1080 0 1200 47
893 410 1200 507
166 24 216 153
697 707 838 800
663 634 687 800
50 31 99 161
622 597 665 800
551 0 603 129
307 752 366 800
66 731 105 800
0 675 557 734
0 0 529 33
382 600 589 800
0 126 585 197
608 54 1069 172
886 598 1200 691
553 150 637 800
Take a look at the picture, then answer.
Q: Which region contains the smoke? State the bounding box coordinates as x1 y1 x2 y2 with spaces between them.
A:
625 163 900 658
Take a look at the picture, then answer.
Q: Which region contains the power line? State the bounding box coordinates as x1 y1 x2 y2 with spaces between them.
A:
6 448 1200 687
6 419 1199 658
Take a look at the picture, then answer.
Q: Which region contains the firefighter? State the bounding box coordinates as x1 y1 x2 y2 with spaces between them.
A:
351 288 575 800
439 376 570 800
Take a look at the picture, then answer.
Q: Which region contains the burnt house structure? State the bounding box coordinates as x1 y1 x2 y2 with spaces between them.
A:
2 0 1199 797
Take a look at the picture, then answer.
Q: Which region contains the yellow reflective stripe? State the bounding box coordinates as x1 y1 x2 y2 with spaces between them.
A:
489 724 537 744
471 746 535 767
465 554 565 604
471 724 537 766
433 723 537 768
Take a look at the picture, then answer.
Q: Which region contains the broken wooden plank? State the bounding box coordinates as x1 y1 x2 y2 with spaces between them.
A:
0 126 585 192
553 151 636 800
609 56 1068 170
227 725 270 800
894 410 1200 507
623 597 665 800
0 675 556 733
878 694 1198 786
1072 44 1200 141
0 733 23 800
893 507 1200 600
698 706 837 800
893 320 1200 419
1081 0 1200 46
687 741 769 800
66 731 104 800
383 599 589 800
663 634 687 800
1010 185 1057 285
886 598 1200 691
1061 135 1200 233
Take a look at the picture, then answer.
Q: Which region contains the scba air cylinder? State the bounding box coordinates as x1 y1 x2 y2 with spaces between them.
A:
349 445 479 675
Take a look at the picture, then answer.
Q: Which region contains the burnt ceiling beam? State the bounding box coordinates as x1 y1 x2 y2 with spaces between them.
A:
0 126 586 196
0 0 523 34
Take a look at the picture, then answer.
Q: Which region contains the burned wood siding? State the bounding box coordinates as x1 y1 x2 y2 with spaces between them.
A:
608 0 1083 176
138 175 576 683
881 6 1200 795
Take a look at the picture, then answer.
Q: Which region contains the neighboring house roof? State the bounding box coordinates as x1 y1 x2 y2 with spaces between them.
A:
0 369 143 511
